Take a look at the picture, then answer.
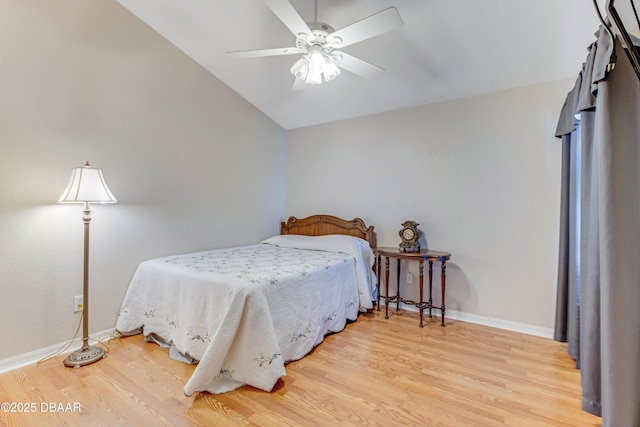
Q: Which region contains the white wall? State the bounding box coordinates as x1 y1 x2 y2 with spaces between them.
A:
286 80 571 329
0 0 285 360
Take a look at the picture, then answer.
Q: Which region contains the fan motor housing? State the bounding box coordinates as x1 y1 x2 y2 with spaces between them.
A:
295 21 336 50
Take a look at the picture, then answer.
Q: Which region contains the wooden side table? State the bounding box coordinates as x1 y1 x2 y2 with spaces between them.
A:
374 247 451 327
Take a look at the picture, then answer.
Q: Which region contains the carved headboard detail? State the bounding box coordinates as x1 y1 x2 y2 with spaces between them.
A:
280 214 376 248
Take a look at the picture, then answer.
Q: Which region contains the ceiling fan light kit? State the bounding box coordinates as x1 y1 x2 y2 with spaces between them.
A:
228 0 403 88
290 43 341 84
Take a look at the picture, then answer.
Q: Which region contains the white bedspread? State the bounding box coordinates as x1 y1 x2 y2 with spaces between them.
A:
115 235 376 395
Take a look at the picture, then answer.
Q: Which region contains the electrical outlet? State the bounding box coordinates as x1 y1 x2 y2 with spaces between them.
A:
406 273 413 284
73 295 83 313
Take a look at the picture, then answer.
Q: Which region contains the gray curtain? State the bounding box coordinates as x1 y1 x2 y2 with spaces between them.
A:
554 26 640 426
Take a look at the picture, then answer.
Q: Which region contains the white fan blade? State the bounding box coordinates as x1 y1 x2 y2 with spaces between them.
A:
227 47 303 58
328 7 403 49
263 0 312 39
334 52 384 79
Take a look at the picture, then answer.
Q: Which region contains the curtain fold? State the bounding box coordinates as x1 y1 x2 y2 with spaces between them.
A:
578 109 602 415
553 133 571 344
554 25 640 426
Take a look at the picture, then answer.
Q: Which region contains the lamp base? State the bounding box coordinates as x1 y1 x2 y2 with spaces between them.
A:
63 345 106 369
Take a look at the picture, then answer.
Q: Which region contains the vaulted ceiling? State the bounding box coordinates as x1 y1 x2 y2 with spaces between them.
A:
115 0 622 129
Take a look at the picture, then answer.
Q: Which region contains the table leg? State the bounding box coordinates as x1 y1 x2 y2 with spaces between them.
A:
376 255 381 311
396 259 401 311
418 260 424 328
440 261 447 326
384 256 390 319
428 260 433 318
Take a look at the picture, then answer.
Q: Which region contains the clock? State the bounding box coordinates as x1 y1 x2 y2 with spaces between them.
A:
399 220 422 252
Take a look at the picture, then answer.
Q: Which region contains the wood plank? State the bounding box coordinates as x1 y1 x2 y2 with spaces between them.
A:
0 309 601 426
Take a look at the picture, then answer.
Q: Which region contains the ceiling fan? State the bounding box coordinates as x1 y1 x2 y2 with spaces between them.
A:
227 0 403 89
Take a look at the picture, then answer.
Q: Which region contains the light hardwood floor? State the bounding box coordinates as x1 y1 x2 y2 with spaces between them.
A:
0 309 601 427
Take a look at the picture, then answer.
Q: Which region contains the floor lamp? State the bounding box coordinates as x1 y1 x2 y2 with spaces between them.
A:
59 161 117 368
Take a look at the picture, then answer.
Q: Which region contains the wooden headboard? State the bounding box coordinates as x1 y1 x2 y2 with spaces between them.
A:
280 214 376 248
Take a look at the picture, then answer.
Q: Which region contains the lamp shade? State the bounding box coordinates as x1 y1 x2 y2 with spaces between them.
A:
59 162 117 204
290 57 309 80
323 61 340 81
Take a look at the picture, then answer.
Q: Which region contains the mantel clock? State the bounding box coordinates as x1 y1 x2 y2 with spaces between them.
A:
399 220 422 252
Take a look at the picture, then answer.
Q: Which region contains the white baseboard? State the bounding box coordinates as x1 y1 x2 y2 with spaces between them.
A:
392 302 554 339
0 328 116 374
0 308 554 375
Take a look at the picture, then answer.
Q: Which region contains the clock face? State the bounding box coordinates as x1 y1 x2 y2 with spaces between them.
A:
402 228 415 240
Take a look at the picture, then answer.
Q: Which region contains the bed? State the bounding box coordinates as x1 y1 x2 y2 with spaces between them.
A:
115 214 377 396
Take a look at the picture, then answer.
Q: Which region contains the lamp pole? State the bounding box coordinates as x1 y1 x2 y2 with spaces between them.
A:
63 202 106 368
